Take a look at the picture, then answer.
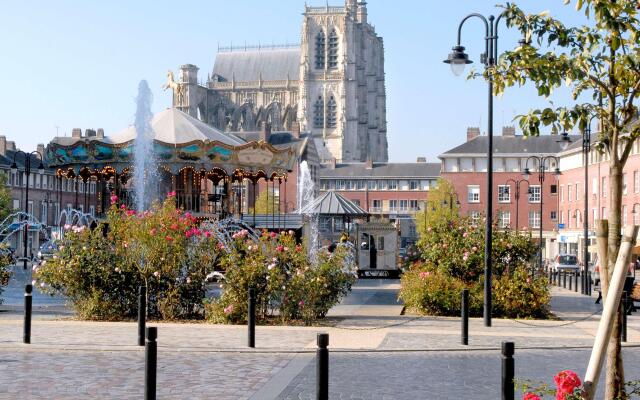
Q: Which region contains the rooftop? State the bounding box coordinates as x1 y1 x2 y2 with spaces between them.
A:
440 134 582 157
319 162 441 178
212 48 300 82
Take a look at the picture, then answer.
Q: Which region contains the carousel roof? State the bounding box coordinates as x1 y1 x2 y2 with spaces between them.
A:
299 191 369 217
107 108 245 146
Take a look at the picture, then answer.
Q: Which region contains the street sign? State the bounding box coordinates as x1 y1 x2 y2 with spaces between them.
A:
558 223 565 229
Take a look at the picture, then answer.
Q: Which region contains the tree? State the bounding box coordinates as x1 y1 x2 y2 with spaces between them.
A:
488 1 640 397
0 172 11 223
251 187 281 215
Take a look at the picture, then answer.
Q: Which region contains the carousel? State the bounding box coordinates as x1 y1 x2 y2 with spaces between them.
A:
45 108 297 220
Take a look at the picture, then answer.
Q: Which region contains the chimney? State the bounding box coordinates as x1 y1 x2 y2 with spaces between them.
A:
85 129 96 137
467 127 480 141
416 156 426 163
0 136 6 157
97 128 105 139
37 143 45 157
6 141 15 151
356 1 367 23
365 158 373 169
330 157 337 169
502 126 516 137
291 121 300 139
259 121 271 143
72 128 82 138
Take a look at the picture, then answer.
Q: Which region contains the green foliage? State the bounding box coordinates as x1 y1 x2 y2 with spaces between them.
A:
251 187 280 214
0 172 11 222
34 196 218 320
0 245 12 305
402 180 546 318
206 232 356 324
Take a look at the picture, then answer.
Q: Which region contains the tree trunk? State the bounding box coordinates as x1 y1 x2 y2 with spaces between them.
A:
605 162 626 400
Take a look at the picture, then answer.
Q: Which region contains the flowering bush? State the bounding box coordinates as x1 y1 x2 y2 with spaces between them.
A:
205 230 356 324
0 245 12 305
519 370 583 399
401 179 547 318
34 196 220 320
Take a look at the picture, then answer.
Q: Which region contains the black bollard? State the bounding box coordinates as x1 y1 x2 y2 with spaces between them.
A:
138 286 146 347
145 327 157 400
563 271 567 289
23 284 32 344
461 288 469 345
316 333 329 400
248 288 256 348
622 292 627 343
502 341 515 400
569 273 573 290
574 272 578 293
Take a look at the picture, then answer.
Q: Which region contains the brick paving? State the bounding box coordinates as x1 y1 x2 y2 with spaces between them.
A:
0 280 638 399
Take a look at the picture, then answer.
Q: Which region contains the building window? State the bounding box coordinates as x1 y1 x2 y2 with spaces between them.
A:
575 209 581 225
575 182 580 201
399 200 408 211
528 210 541 229
336 180 346 190
498 185 510 203
326 96 337 128
347 180 356 190
567 184 572 202
41 202 47 222
409 200 419 211
550 184 557 195
635 171 640 193
602 177 607 197
27 201 34 215
313 96 324 128
623 173 628 195
560 185 564 202
367 180 376 190
315 30 326 69
66 203 72 213
378 180 387 190
371 199 381 212
498 211 511 229
634 205 640 225
592 177 598 196
356 180 366 190
528 185 541 203
328 29 339 69
550 211 557 221
389 200 398 212
602 207 607 220
469 211 480 226
388 180 398 190
467 185 480 203
409 180 419 190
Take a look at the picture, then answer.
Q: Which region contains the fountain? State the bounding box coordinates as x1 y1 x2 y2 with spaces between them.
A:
133 80 156 211
297 161 319 259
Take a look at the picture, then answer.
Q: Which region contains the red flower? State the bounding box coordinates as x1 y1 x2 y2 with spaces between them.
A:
170 223 179 231
149 228 157 236
165 235 173 242
126 210 136 216
554 370 581 399
276 245 284 252
167 191 176 197
523 393 541 400
270 232 277 239
185 231 193 238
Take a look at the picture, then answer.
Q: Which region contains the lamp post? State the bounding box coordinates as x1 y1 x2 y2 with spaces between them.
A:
444 12 506 327
10 151 45 270
522 156 561 276
443 193 460 211
504 178 530 233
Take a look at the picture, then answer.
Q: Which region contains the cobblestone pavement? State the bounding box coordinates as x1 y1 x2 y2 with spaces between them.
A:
0 280 638 399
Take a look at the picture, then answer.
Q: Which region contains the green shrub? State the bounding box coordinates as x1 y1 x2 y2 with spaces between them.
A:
0 246 12 305
205 231 356 325
493 266 550 319
399 265 483 316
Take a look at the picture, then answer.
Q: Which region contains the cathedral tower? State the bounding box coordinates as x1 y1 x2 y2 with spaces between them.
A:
299 0 388 162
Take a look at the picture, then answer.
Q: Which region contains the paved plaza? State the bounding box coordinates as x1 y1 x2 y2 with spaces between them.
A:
1 270 639 399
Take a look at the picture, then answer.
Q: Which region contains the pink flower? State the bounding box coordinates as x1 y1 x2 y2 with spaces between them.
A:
419 271 430 279
204 231 211 238
186 277 191 284
126 210 136 216
523 393 541 400
120 204 126 210
463 252 469 261
224 304 234 314
216 242 225 250
298 300 305 307
63 224 72 230
166 235 173 242
288 230 295 235
276 245 284 252
149 228 157 236
463 232 468 238
472 246 478 252
295 245 302 252
185 231 193 238
167 191 176 197
110 194 118 205
270 231 277 239
153 271 160 278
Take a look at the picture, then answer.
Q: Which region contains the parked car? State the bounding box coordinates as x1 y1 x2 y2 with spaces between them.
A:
37 240 58 261
552 254 580 274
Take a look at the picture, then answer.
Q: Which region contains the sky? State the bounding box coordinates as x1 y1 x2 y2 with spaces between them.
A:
0 0 589 163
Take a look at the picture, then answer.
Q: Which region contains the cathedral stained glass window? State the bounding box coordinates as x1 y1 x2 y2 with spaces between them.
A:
315 31 326 69
326 96 337 128
328 29 339 69
313 96 324 128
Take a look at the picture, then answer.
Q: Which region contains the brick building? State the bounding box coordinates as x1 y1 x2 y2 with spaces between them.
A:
318 159 440 250
439 127 581 261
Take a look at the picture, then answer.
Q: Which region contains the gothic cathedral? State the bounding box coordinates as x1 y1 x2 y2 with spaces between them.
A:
171 0 388 163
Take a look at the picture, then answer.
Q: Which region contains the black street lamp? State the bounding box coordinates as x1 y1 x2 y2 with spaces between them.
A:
504 178 530 233
10 151 45 270
444 12 505 327
442 193 460 211
522 156 561 276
